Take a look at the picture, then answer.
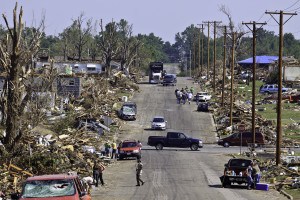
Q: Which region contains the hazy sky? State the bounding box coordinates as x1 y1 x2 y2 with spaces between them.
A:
1 0 300 44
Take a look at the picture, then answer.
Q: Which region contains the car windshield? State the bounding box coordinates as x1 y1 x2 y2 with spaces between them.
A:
122 142 137 148
153 118 164 122
123 106 134 113
164 75 173 79
229 159 252 167
22 179 75 198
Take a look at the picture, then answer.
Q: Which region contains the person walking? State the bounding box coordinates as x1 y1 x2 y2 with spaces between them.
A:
136 159 144 186
99 161 106 186
182 91 187 104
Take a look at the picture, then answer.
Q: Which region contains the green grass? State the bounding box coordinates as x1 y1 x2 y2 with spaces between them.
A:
284 188 300 199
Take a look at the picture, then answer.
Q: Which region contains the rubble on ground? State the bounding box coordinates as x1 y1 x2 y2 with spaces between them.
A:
0 72 140 195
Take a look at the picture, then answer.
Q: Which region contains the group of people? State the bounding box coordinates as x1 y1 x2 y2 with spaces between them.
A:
174 86 194 104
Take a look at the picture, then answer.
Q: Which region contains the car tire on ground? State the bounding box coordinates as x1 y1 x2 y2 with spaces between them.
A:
155 143 163 150
190 143 199 151
119 156 124 160
223 142 230 148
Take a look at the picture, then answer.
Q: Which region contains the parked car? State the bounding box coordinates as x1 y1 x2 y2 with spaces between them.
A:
151 116 167 130
11 174 91 200
239 71 253 80
197 102 209 112
118 139 141 160
147 132 203 151
162 74 177 86
118 102 137 120
193 92 212 101
259 84 288 94
217 132 266 147
220 158 252 188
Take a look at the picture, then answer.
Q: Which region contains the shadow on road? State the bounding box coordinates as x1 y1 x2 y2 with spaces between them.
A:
142 148 200 152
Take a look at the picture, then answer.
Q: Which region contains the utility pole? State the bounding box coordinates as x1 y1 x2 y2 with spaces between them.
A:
197 24 205 77
190 49 192 77
220 26 227 107
204 21 221 90
229 32 236 128
213 21 222 93
242 21 266 148
203 21 210 79
193 32 197 77
265 10 297 166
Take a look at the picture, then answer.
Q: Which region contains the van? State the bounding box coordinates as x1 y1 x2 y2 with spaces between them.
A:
217 132 265 147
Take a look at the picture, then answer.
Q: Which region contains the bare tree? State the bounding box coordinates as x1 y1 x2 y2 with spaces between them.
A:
0 3 44 152
117 20 141 73
97 19 120 76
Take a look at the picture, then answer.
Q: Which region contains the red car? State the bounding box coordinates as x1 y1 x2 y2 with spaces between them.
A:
11 174 91 200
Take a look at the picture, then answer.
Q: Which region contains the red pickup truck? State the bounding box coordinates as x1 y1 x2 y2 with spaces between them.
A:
11 174 91 200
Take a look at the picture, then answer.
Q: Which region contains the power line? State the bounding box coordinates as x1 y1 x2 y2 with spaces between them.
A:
284 0 300 11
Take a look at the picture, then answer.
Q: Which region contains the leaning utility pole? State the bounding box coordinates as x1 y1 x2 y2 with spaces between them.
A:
265 10 297 166
242 21 266 147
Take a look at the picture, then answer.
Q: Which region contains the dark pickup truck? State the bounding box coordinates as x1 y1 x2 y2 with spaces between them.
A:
147 132 203 151
220 158 252 188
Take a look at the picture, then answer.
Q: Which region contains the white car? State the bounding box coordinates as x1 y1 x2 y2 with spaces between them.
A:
151 116 167 130
194 92 212 101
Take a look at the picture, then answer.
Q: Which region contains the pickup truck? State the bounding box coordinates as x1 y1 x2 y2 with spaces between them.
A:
147 132 203 151
220 158 252 188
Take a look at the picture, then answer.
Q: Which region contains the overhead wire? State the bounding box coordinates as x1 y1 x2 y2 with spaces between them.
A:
284 0 300 11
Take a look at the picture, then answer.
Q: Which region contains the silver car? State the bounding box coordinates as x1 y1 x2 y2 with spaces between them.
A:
151 116 167 130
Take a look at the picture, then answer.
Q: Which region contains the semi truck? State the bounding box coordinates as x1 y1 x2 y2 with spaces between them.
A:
149 61 164 84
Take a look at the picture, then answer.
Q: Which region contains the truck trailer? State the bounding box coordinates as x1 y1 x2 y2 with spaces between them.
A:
149 61 164 84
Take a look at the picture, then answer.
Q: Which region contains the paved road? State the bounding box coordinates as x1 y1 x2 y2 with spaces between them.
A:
92 64 287 200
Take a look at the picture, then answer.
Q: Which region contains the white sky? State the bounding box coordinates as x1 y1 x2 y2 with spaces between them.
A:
1 0 300 44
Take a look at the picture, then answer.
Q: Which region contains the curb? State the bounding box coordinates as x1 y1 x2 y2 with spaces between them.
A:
279 189 293 200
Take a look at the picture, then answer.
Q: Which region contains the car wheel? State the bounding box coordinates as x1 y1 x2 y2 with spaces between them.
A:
223 142 230 148
155 143 163 150
190 143 199 151
119 156 124 160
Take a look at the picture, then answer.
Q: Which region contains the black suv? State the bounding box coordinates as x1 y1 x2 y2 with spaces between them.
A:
162 74 177 86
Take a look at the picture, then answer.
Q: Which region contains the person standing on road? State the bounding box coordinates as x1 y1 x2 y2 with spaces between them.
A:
252 160 261 189
111 141 117 159
93 160 106 187
187 92 193 104
246 162 253 190
136 159 144 186
104 141 111 157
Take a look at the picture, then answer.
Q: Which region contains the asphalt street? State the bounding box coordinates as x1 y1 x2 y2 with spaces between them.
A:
92 64 287 200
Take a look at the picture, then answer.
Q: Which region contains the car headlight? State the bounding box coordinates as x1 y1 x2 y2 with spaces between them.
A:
119 150 124 153
133 150 139 153
199 140 203 145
